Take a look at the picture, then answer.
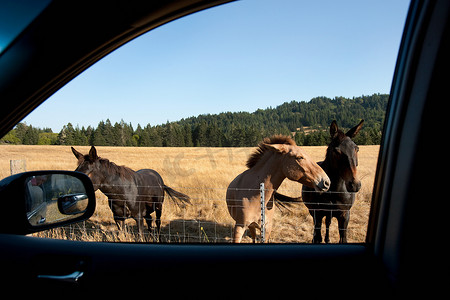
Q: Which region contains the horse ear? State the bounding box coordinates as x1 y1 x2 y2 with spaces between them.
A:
71 147 83 160
330 120 339 138
346 119 364 138
89 146 98 161
264 143 288 154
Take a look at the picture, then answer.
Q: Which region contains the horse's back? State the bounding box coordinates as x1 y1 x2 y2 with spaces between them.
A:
136 169 164 184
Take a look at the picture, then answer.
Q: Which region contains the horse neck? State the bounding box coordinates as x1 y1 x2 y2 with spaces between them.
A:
251 152 286 191
320 157 332 175
321 157 345 191
96 160 134 195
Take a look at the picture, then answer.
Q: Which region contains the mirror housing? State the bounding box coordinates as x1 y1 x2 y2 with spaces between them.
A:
0 170 95 234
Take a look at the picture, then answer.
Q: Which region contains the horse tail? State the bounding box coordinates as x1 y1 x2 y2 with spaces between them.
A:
163 185 191 206
273 191 303 211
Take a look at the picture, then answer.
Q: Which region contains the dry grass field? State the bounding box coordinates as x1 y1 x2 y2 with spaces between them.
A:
0 144 379 243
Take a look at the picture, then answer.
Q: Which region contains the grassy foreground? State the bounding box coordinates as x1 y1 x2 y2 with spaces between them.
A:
0 144 379 243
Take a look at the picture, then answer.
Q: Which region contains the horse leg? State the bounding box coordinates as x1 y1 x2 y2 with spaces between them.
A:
144 203 154 235
110 198 127 232
264 220 273 243
337 211 350 243
134 215 144 238
233 224 246 243
324 212 332 243
248 223 257 243
114 217 125 232
133 202 145 238
311 210 323 243
155 207 162 242
144 213 153 231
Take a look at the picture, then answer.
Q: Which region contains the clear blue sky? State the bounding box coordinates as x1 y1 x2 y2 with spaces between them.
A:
23 0 410 132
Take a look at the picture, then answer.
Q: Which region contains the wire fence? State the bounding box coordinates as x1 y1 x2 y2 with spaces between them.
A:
34 183 372 244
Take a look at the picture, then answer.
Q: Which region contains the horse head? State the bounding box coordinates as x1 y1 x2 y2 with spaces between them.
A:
327 120 364 193
264 142 330 192
71 146 102 188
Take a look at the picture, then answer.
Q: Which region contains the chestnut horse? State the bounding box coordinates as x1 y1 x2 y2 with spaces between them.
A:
226 135 330 243
71 146 190 238
275 120 364 243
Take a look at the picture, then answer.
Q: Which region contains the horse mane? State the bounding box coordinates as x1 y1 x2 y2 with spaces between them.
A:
98 157 135 180
246 135 296 169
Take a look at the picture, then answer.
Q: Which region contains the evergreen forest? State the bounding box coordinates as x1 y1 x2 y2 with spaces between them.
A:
1 94 388 147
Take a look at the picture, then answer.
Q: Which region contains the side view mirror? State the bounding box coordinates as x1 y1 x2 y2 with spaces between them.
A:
0 170 95 234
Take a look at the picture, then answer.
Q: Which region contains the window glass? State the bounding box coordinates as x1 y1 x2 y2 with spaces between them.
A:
1 0 410 243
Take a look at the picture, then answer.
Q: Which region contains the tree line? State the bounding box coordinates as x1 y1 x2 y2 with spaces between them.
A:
1 94 387 147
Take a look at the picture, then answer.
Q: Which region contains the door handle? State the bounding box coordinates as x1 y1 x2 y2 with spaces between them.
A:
37 270 84 283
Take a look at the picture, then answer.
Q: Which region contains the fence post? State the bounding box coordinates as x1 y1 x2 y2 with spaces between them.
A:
260 182 265 243
10 159 26 175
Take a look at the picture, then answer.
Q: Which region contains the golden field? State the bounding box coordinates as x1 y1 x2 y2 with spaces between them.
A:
0 144 379 243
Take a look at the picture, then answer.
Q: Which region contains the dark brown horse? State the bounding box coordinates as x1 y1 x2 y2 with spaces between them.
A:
275 120 363 243
71 146 190 238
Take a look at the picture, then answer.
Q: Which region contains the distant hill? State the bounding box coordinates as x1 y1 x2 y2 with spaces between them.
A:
1 93 388 146
175 93 387 146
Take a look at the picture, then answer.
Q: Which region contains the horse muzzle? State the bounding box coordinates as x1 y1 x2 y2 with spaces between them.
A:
346 180 361 193
314 175 331 192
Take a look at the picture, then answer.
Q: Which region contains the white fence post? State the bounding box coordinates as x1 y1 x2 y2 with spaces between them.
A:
260 182 265 243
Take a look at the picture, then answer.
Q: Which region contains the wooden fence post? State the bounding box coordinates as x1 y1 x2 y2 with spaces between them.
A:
10 159 26 175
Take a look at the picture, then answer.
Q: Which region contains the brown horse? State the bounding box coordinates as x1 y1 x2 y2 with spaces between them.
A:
71 146 190 238
226 135 330 243
275 120 364 243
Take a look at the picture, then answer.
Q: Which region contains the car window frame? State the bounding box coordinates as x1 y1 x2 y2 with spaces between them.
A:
2 0 449 297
